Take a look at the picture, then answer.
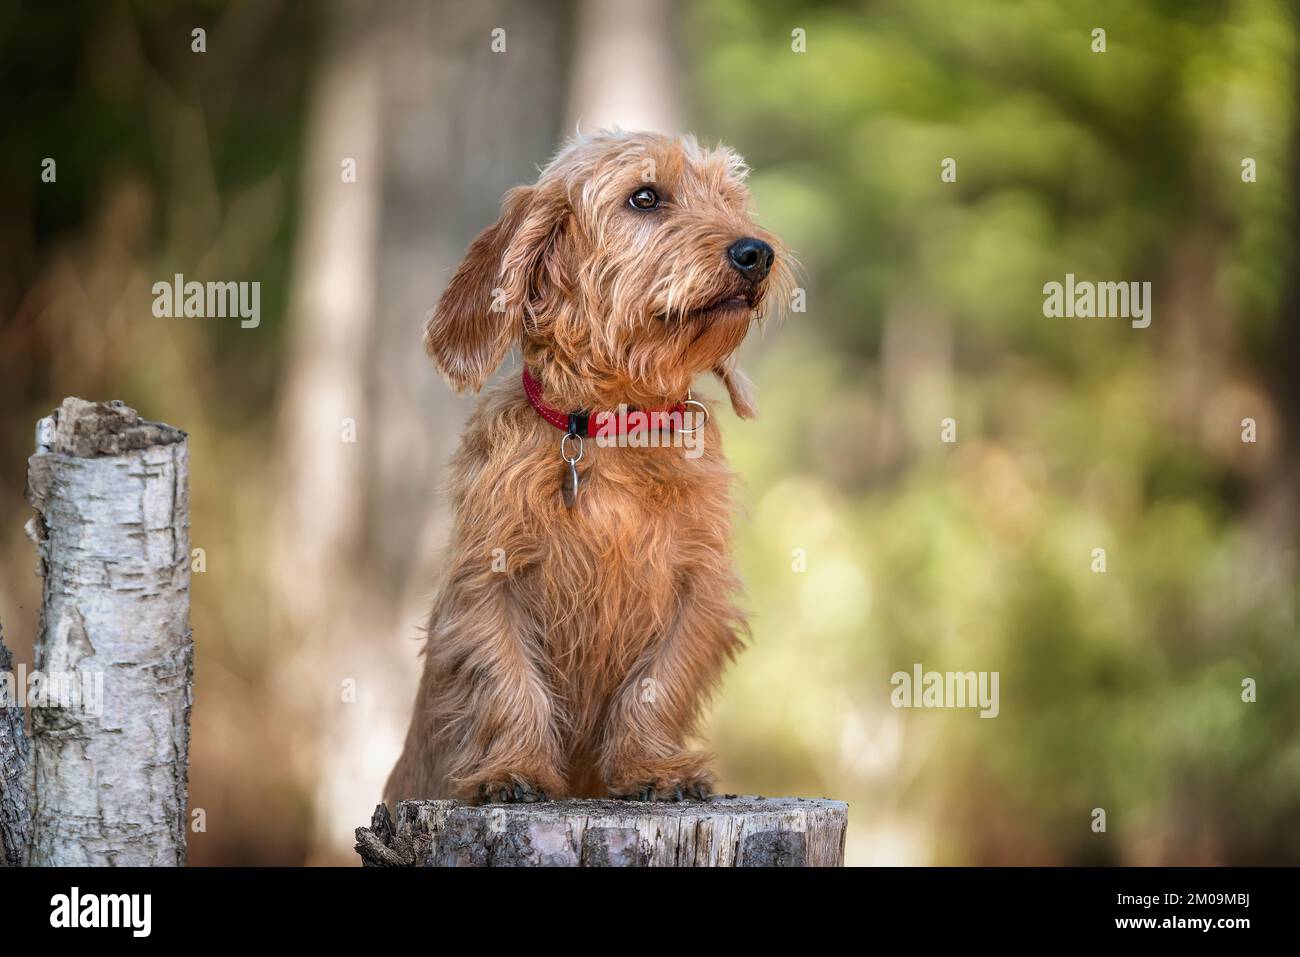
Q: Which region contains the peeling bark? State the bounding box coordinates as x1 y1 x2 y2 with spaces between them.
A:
356 797 848 867
0 622 33 866
25 398 192 866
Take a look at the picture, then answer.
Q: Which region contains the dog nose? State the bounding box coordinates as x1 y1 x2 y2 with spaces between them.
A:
727 237 774 283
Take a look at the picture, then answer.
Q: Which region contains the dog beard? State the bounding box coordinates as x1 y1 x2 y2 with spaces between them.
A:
679 307 753 373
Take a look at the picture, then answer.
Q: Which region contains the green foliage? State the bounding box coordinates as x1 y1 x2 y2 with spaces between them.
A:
687 0 1299 862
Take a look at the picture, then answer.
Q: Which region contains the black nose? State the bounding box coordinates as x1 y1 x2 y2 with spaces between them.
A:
727 237 774 283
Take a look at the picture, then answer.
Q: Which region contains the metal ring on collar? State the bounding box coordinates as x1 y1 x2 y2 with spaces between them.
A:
561 432 584 463
678 391 709 434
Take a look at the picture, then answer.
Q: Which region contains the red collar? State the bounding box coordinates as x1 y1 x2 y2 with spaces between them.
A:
522 368 689 438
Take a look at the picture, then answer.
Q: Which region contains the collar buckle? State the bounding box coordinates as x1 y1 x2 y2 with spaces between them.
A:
566 410 590 438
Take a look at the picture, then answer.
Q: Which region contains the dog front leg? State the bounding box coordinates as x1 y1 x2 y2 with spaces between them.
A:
426 584 568 804
599 595 744 801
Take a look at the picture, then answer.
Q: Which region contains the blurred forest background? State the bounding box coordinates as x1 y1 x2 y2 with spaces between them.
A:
0 0 1296 865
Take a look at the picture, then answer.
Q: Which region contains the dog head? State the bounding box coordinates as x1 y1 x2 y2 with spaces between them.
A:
424 130 791 417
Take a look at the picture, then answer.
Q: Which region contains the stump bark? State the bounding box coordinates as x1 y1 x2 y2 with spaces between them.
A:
24 398 192 866
0 622 33 866
356 796 848 867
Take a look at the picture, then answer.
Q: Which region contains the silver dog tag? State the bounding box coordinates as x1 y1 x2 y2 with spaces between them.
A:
560 432 583 509
563 458 579 508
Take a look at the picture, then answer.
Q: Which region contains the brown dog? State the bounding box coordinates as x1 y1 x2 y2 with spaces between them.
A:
385 130 788 805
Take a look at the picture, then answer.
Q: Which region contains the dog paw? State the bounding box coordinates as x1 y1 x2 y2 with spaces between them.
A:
608 756 715 803
613 778 713 803
476 778 551 805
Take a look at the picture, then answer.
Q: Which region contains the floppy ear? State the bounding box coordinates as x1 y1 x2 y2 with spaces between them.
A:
424 184 565 392
714 356 758 419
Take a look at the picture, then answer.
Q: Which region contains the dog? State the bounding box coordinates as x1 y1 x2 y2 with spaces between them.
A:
385 130 789 805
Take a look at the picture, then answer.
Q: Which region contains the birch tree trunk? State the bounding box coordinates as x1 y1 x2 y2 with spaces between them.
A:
565 0 680 133
24 398 192 866
356 797 848 867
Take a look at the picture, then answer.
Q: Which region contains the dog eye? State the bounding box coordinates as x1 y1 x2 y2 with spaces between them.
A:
628 187 659 210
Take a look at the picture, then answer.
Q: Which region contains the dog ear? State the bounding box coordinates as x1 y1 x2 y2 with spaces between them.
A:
714 356 758 419
424 184 565 392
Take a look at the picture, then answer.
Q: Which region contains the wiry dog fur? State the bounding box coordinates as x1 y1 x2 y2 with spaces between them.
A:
385 130 790 805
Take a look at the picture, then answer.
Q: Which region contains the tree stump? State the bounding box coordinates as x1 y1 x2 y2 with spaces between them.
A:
356 796 848 867
24 399 192 866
